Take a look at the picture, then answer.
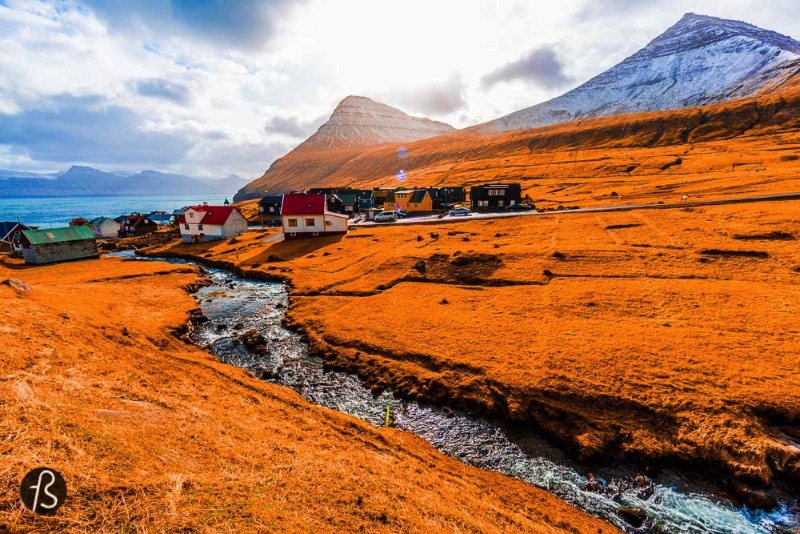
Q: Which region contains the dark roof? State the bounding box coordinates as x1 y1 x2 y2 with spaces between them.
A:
125 214 157 227
337 192 358 205
0 221 28 241
409 190 427 203
22 226 95 245
281 193 325 215
178 205 239 225
259 194 283 206
149 213 172 224
384 190 395 202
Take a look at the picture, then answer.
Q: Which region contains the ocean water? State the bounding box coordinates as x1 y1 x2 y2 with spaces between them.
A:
0 195 231 228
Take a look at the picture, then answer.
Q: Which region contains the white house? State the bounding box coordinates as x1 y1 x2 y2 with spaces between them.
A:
281 193 349 239
89 217 121 238
178 203 248 243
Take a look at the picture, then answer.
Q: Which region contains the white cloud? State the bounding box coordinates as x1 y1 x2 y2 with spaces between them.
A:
0 0 798 178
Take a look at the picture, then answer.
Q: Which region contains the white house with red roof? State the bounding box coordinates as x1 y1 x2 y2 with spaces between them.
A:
178 203 248 243
281 193 349 239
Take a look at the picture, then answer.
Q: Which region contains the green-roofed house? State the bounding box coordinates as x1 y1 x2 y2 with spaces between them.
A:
336 191 359 214
20 226 99 265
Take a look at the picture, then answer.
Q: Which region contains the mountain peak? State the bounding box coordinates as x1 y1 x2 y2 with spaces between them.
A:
298 96 454 151
643 13 800 58
478 14 800 133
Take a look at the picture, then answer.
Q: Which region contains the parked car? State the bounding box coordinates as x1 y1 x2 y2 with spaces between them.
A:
265 219 282 227
448 207 472 217
373 211 397 222
506 203 535 212
396 210 409 218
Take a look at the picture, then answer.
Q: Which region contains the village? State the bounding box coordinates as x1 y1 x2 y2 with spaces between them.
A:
1 183 532 264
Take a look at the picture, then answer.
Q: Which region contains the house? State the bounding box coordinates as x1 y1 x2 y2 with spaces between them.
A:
308 188 345 213
178 204 248 243
373 188 396 207
258 194 284 219
281 193 348 239
19 226 98 265
0 221 31 254
172 206 190 224
69 217 91 227
89 217 121 238
382 190 396 210
355 190 375 212
470 183 522 211
407 189 434 213
431 186 466 209
385 189 433 213
118 213 159 237
336 191 359 213
148 212 173 227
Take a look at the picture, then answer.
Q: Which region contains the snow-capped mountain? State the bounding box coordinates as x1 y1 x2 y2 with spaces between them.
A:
299 96 455 150
233 96 454 200
478 13 800 133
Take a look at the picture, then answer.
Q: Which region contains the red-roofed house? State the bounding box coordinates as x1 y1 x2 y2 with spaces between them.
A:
178 203 248 243
281 193 348 239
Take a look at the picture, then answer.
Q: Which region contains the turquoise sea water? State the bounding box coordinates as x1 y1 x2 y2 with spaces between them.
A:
0 195 231 228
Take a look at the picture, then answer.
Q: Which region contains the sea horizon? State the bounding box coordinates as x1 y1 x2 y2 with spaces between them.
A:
0 194 233 228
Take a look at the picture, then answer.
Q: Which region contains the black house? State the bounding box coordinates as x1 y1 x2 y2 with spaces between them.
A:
430 186 466 209
470 183 522 211
308 188 345 213
259 194 284 218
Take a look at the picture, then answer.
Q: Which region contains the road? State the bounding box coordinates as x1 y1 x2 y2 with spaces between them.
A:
349 191 800 228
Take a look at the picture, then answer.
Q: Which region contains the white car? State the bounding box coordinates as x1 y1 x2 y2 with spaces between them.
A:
373 211 397 222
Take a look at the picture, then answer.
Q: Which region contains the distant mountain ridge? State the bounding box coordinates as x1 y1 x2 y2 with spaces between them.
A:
477 13 800 132
0 166 247 197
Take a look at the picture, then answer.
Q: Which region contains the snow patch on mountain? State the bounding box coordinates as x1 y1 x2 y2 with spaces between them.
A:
479 13 800 133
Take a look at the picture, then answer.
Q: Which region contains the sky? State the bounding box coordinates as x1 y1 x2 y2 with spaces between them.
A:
1 0 799 180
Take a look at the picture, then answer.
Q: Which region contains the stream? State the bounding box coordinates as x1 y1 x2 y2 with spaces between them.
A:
121 252 799 533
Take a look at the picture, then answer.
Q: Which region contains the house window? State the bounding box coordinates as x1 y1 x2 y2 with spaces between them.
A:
478 200 489 207
498 201 504 207
488 189 505 196
326 220 332 226
288 219 298 228
305 218 316 227
184 224 190 230
189 212 195 218
198 224 203 230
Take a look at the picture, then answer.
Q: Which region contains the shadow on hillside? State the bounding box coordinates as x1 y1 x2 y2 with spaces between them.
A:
247 233 346 263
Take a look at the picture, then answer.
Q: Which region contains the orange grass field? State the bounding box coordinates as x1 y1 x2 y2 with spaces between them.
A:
0 258 616 532
146 200 800 505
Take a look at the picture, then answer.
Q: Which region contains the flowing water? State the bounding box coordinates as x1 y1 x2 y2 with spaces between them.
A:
121 252 799 533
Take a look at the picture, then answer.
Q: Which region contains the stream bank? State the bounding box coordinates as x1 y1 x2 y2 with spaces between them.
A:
126 251 799 533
